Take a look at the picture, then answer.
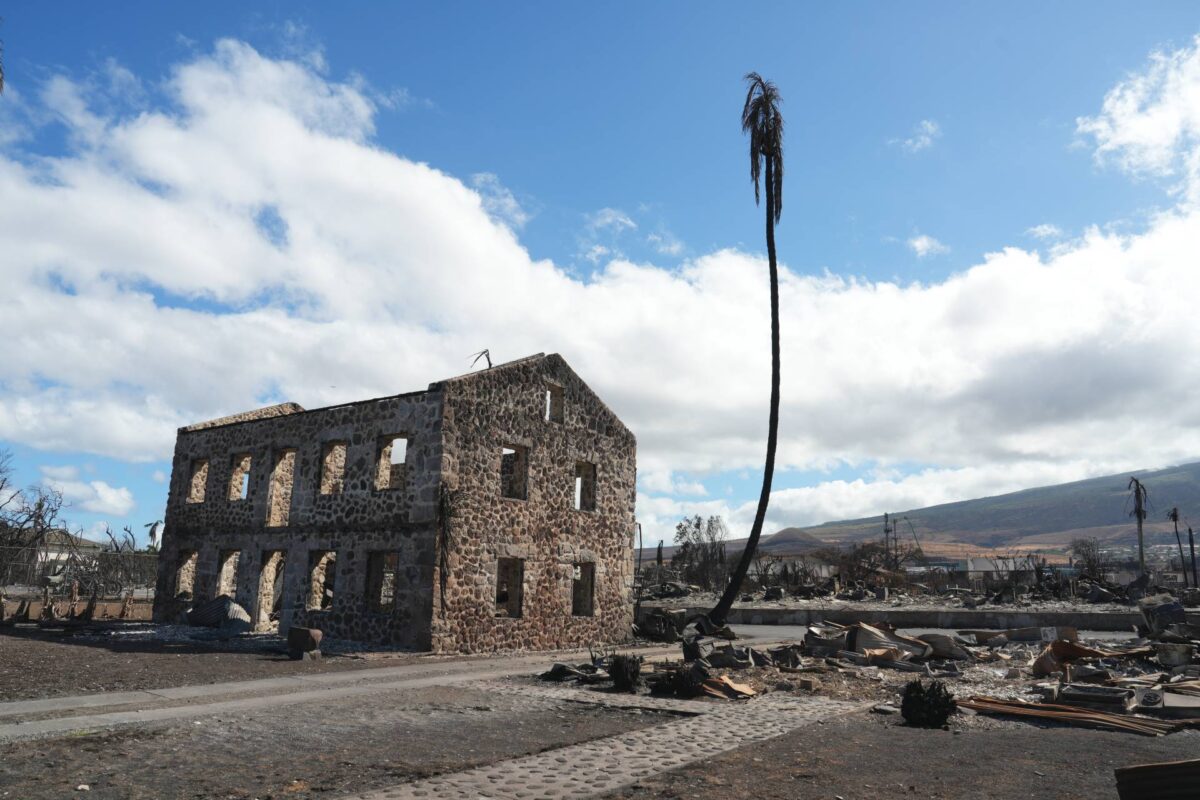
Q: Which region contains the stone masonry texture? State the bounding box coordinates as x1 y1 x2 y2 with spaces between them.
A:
153 354 637 653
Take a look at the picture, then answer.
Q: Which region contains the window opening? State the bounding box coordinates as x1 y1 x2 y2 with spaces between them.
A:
375 435 408 491
187 460 209 503
545 385 564 423
266 449 296 527
495 557 524 618
307 550 337 611
320 442 348 495
228 454 251 501
366 552 399 613
175 550 198 597
500 445 529 500
572 562 595 616
574 461 597 511
256 550 287 629
217 549 241 596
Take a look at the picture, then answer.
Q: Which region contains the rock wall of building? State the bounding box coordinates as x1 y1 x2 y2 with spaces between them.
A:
430 355 636 652
153 390 445 648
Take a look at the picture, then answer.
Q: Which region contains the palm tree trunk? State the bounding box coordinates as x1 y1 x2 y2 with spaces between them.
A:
634 523 644 622
710 159 781 626
1137 515 1145 575
1174 519 1188 588
1189 526 1198 588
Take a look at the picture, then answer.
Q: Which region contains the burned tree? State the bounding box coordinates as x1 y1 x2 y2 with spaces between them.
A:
1168 508 1188 588
1127 477 1149 575
0 449 69 592
1190 525 1199 589
1070 537 1109 581
673 515 729 592
750 550 783 588
710 72 785 626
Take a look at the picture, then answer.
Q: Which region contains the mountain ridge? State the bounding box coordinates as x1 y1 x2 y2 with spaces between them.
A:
639 459 1200 560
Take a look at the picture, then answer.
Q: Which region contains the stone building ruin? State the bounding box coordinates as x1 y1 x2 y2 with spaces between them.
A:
152 354 637 652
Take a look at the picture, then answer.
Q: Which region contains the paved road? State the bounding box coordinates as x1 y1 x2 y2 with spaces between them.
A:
343 683 861 800
0 634 863 799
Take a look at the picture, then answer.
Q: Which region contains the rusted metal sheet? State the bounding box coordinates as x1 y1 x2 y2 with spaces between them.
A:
959 696 1180 736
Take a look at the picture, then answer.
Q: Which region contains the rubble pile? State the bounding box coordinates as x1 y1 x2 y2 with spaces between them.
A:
559 591 1200 735
640 571 1200 611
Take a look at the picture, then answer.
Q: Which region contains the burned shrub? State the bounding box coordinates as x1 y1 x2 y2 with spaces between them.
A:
607 653 642 692
900 679 957 728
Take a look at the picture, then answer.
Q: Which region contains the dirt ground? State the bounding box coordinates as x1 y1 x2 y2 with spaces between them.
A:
0 624 425 701
608 710 1200 800
0 684 677 799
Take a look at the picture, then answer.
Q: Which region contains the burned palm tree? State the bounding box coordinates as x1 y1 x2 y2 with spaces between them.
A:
1168 507 1188 588
1189 524 1198 588
1127 477 1149 576
709 72 784 627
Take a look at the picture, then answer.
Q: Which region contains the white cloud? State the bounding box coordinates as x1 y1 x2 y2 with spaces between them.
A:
587 207 637 233
640 470 707 497
471 173 531 229
1078 35 1200 202
4 39 1200 544
647 230 684 256
152 470 167 483
40 465 81 481
40 466 136 516
636 493 735 547
907 233 949 257
582 243 610 264
897 119 941 153
578 207 637 263
1026 223 1064 240
744 460 1106 533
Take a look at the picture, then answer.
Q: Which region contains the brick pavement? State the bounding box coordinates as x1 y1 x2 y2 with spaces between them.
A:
347 681 861 800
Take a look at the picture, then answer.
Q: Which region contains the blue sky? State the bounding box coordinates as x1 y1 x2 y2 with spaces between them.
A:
4 3 1200 546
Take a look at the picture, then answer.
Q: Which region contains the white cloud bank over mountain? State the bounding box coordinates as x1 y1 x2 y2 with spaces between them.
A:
3 37 1200 545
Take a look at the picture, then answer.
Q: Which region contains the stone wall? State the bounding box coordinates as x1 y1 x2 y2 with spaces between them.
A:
154 353 637 653
153 389 445 648
430 354 636 652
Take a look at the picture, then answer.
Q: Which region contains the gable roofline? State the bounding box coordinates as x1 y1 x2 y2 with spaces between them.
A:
433 353 547 385
434 352 634 442
176 353 553 436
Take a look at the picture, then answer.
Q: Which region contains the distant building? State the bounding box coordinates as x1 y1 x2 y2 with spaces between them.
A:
963 557 1029 581
0 529 104 590
153 354 637 653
